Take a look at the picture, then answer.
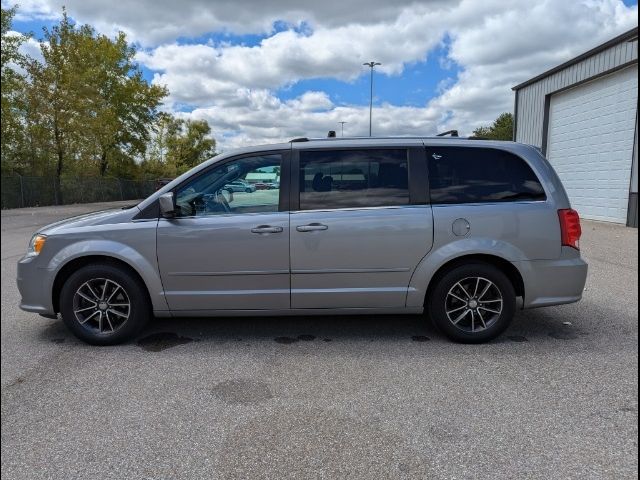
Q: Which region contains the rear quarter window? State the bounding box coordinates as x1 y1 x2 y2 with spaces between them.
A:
427 147 546 204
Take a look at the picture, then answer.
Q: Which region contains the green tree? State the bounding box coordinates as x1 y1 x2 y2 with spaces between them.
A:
82 30 167 177
1 6 31 174
2 7 215 194
24 11 167 186
26 13 91 188
142 113 216 177
167 118 216 173
472 112 514 140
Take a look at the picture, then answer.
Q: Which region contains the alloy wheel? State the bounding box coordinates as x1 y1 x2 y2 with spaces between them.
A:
445 276 503 333
72 278 131 334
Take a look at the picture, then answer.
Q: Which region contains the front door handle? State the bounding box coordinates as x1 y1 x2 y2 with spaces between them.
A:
296 223 329 232
251 225 283 234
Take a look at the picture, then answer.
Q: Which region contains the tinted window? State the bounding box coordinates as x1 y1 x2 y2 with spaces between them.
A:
175 154 281 216
299 149 409 210
428 147 546 204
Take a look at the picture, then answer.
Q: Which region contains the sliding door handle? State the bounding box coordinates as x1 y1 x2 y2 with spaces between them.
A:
296 223 329 232
251 225 283 234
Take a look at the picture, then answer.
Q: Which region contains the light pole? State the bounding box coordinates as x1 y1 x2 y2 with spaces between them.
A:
363 61 381 136
338 121 347 137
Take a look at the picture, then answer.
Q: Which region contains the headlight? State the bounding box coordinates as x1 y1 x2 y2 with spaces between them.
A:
27 234 47 256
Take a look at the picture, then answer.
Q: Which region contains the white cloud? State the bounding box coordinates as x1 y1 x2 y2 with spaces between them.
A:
135 6 448 108
4 33 44 76
138 0 637 149
6 0 638 150
185 91 443 151
18 35 44 63
433 0 638 132
3 0 59 21
5 0 455 46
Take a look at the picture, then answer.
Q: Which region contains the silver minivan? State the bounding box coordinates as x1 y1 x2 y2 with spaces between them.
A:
17 137 588 345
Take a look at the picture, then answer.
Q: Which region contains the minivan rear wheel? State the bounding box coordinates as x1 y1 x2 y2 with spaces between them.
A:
428 263 516 343
59 263 150 345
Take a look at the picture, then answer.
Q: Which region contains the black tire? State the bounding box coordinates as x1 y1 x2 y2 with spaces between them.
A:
59 263 151 345
428 263 516 344
245 187 252 193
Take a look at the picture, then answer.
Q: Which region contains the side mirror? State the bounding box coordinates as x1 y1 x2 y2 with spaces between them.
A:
159 192 176 218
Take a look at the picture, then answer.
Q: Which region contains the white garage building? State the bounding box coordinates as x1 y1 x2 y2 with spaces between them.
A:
513 27 638 227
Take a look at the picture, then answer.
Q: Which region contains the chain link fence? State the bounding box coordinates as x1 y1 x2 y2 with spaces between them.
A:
1 175 159 209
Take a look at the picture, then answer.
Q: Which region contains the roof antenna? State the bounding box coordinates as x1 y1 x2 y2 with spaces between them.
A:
327 130 336 138
436 130 459 137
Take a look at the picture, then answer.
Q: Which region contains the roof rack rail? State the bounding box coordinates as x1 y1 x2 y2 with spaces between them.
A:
289 137 309 142
436 130 459 137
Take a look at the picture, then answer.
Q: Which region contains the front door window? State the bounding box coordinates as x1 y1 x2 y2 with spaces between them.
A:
174 154 282 217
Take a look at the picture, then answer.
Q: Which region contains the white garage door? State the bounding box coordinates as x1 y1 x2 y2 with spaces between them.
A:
546 65 638 223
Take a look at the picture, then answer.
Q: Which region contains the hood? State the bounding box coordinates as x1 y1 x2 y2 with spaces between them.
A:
39 206 141 235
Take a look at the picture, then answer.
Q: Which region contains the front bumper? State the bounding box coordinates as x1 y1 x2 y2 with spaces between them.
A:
17 256 56 315
515 250 588 309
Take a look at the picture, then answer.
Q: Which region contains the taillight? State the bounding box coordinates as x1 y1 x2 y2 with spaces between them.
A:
558 209 582 250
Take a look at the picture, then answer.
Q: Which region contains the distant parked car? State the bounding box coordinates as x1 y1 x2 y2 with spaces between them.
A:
17 136 588 345
223 180 256 193
253 182 279 190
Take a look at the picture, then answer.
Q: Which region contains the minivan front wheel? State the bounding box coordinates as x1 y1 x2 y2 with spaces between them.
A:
59 263 150 345
428 263 516 343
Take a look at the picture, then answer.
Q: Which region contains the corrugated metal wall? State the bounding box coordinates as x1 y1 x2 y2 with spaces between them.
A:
515 39 638 148
514 32 638 226
630 115 639 227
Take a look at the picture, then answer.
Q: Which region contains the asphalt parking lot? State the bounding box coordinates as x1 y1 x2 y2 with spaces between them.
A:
1 202 638 479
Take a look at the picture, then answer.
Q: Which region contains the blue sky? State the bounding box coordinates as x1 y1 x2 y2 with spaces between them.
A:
276 43 460 108
11 14 461 109
7 0 638 149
